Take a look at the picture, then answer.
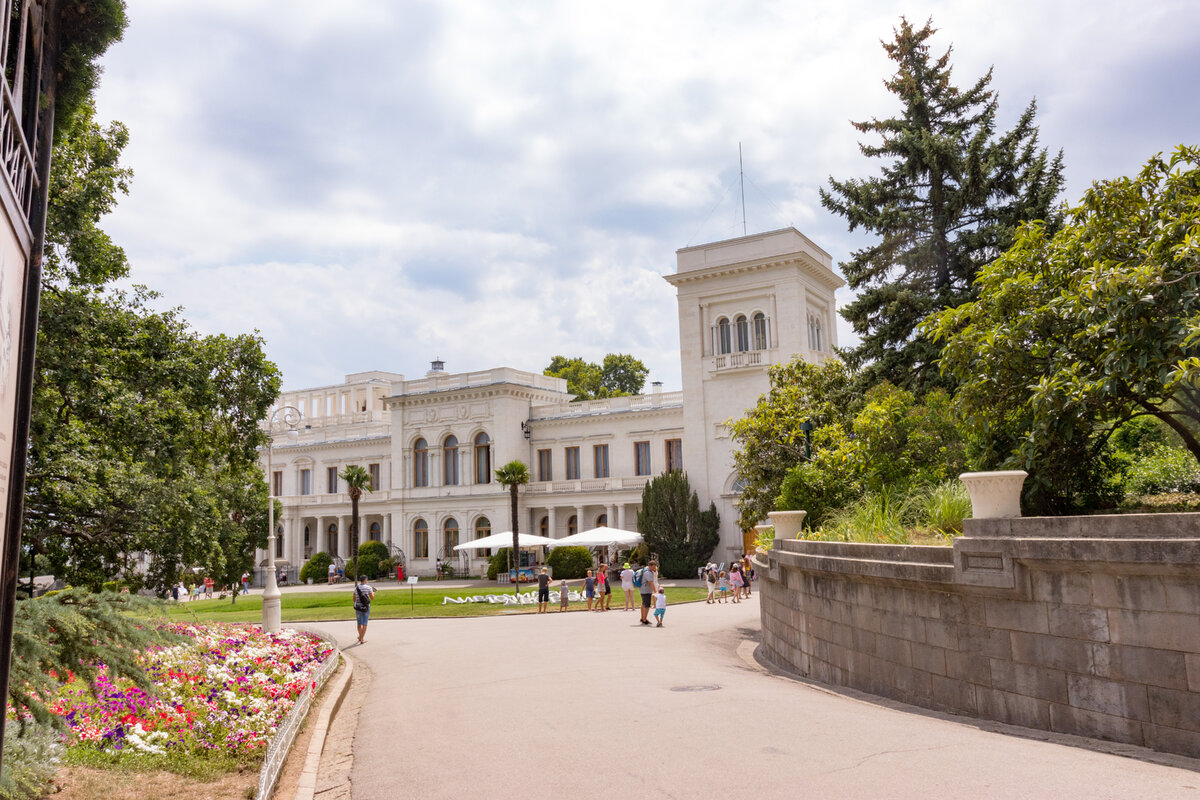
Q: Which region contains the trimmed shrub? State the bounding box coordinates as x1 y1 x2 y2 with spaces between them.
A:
299 551 333 584
545 546 592 579
487 548 510 581
355 541 389 579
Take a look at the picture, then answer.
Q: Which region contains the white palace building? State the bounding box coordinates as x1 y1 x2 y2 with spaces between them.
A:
257 228 843 577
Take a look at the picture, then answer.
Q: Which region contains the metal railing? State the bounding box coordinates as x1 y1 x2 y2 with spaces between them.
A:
256 628 341 800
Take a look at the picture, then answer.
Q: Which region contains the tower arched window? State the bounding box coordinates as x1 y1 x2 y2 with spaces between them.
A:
474 432 491 484
716 317 732 355
753 312 768 350
413 438 428 487
735 315 749 352
443 435 459 485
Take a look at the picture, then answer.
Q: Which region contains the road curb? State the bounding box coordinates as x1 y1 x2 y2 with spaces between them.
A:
292 654 354 800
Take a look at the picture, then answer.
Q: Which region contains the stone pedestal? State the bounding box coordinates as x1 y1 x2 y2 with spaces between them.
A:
767 510 807 544
958 471 1027 519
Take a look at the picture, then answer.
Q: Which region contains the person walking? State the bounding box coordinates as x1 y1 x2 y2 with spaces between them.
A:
241 571 250 595
730 564 743 603
204 575 214 598
638 561 659 625
435 556 443 580
353 574 376 644
558 578 570 612
584 569 596 611
704 564 716 604
742 555 754 597
620 562 635 610
653 586 667 627
537 567 551 613
328 561 336 585
593 565 608 612
602 563 614 610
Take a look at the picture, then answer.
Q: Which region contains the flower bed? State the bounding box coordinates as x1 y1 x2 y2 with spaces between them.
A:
43 623 334 761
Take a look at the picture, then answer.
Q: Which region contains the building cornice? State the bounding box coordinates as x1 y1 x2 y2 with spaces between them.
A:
664 252 844 291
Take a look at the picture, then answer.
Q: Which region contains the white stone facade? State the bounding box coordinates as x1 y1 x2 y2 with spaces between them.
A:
259 228 843 576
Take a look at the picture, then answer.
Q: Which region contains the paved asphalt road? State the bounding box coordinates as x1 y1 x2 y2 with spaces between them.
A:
302 594 1200 799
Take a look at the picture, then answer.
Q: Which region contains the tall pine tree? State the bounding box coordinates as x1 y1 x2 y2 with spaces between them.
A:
820 17 1065 393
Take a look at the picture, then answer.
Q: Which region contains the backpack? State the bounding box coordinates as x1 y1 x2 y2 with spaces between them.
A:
632 568 644 589
353 584 370 611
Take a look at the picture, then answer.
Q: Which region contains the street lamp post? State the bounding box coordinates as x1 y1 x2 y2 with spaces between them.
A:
263 405 302 633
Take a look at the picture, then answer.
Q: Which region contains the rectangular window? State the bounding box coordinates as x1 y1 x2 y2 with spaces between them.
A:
272 471 283 496
593 444 609 478
565 446 580 480
415 529 428 558
300 468 312 495
634 441 651 476
538 449 553 481
665 439 683 472
369 463 381 491
327 466 339 493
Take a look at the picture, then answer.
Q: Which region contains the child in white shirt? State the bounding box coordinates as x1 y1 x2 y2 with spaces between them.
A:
653 587 667 627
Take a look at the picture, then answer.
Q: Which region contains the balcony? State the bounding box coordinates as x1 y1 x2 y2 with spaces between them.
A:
710 350 767 372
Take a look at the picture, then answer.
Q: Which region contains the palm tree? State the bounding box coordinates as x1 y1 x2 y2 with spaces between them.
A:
494 460 530 595
339 465 374 579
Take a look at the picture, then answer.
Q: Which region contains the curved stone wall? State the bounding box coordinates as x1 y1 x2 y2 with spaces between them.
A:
755 513 1200 758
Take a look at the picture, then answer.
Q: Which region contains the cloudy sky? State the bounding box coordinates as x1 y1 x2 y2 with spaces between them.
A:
91 0 1200 392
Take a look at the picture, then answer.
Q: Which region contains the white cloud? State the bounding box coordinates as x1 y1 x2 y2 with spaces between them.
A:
93 0 1200 392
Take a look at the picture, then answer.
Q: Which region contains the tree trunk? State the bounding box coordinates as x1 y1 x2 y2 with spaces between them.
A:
510 485 519 596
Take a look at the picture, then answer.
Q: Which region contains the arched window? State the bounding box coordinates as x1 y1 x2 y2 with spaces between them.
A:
716 317 732 355
476 516 492 557
275 523 284 558
327 523 338 555
443 435 459 485
304 525 311 558
596 513 607 527
444 518 459 553
474 432 491 484
567 515 578 537
753 312 768 350
369 521 381 542
414 519 429 558
539 516 549 537
413 438 428 487
735 315 749 352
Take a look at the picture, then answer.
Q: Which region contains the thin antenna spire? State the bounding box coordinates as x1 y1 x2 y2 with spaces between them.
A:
739 142 747 236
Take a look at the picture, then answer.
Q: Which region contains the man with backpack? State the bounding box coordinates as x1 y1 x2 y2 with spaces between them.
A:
353 574 376 644
636 561 659 626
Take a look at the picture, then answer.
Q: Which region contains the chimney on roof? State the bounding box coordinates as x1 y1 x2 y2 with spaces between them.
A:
427 358 445 377
651 381 663 395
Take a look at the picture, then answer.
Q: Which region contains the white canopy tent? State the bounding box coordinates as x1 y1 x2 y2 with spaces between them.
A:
545 526 643 549
452 531 557 551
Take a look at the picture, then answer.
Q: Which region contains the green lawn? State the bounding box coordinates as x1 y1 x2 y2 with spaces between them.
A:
164 585 711 623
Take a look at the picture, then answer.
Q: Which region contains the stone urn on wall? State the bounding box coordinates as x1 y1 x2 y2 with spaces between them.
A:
767 510 807 545
958 471 1028 519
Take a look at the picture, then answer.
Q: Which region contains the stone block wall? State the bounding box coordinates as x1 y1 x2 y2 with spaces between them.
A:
756 513 1200 758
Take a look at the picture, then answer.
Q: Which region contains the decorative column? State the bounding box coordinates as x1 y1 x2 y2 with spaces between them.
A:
616 503 626 531
385 512 393 548
547 507 558 539
339 515 351 559
576 505 585 532
606 504 615 528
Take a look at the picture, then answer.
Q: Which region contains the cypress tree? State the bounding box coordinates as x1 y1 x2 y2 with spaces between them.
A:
820 17 1065 393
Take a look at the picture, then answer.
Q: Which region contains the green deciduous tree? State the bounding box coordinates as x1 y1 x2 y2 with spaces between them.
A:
544 353 648 400
928 145 1200 513
820 17 1064 394
22 104 281 595
637 471 719 578
776 383 967 527
728 357 858 530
